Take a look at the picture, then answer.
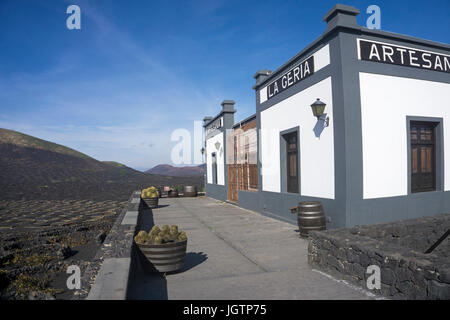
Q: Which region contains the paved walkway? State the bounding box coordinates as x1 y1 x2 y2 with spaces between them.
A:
128 197 374 300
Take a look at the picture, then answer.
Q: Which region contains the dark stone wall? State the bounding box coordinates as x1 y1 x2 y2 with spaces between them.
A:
308 214 450 300
77 191 141 299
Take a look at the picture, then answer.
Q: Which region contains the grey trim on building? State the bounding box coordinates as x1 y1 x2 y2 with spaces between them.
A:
253 7 449 92
337 29 450 227
256 96 263 196
237 190 259 212
326 32 348 229
337 30 364 228
205 183 227 202
204 4 450 228
406 116 444 195
204 100 237 201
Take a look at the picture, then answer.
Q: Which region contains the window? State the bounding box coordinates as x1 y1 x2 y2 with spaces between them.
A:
211 152 218 184
410 121 437 193
284 132 299 193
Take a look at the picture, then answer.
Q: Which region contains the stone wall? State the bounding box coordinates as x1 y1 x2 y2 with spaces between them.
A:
308 214 450 300
75 191 141 299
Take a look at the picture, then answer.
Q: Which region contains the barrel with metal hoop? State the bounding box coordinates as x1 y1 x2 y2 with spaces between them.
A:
137 239 187 273
291 201 326 237
183 185 197 197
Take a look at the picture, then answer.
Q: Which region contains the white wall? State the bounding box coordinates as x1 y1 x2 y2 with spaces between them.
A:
360 73 450 199
260 77 335 199
206 132 225 185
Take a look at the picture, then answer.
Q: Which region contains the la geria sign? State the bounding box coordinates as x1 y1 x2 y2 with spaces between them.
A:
266 56 315 100
358 39 450 73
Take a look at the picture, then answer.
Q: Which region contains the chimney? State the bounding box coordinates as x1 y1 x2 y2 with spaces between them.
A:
203 116 213 126
323 4 360 30
221 100 236 113
253 70 272 89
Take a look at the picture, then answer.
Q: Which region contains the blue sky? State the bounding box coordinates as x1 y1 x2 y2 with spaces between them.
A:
0 0 449 171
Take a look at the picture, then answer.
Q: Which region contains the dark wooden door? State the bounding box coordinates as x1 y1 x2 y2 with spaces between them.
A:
286 132 299 193
410 122 436 193
212 152 218 184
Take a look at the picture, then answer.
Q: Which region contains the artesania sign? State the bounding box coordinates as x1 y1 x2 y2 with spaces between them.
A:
358 39 450 73
266 56 314 100
206 117 223 135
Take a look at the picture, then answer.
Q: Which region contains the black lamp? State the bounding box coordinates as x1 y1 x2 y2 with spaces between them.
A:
310 98 329 127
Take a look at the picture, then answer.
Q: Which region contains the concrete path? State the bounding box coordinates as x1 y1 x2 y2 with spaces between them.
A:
128 197 374 300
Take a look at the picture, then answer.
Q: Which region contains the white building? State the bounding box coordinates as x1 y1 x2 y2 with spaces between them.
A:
204 4 450 228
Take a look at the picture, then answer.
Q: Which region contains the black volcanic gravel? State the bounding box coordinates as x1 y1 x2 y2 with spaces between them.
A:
0 199 125 300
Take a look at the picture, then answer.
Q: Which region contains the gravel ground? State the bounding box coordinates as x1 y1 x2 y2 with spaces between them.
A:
0 199 126 300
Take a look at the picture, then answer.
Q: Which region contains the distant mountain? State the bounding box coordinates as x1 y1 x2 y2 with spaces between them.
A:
146 164 205 177
0 128 203 201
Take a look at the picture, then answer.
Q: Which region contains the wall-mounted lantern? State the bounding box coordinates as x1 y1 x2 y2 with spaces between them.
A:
201 147 205 155
310 98 329 127
215 141 221 150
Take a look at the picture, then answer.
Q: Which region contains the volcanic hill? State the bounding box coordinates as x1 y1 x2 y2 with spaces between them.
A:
0 128 203 201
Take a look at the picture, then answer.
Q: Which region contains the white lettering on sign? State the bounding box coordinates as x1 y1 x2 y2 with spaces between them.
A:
358 39 450 73
267 56 314 100
259 44 330 104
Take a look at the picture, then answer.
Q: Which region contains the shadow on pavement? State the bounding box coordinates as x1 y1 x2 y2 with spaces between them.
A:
179 252 208 272
138 205 155 231
130 204 168 299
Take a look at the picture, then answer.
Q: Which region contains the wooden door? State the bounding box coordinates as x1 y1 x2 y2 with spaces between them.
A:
410 122 436 193
286 132 299 193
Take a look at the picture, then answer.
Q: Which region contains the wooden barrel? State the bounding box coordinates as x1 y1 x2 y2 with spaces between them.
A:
168 189 179 198
142 197 158 208
137 240 187 273
158 186 169 198
297 201 326 237
183 185 197 197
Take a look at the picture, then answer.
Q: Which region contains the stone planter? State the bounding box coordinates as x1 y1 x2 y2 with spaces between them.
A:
142 197 159 208
137 239 187 273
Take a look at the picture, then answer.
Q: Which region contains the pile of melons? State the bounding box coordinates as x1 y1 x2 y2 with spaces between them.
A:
134 224 187 245
141 186 159 198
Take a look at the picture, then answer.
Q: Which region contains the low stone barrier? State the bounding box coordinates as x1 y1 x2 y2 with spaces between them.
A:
78 190 142 300
308 214 450 300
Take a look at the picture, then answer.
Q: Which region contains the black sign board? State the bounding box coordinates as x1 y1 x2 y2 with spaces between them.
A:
267 56 314 100
359 39 450 73
206 117 222 136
